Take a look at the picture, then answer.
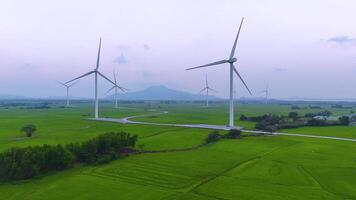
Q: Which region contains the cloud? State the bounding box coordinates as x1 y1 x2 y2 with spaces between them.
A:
143 44 150 51
113 53 128 65
327 36 356 45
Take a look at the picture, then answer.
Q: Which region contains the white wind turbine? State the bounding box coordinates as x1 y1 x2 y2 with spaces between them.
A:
261 84 269 104
56 81 78 107
199 74 217 107
186 18 252 128
105 70 128 108
66 38 120 119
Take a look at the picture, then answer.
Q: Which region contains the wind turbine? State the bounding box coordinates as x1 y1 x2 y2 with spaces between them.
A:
66 38 121 119
199 74 217 107
57 81 78 107
105 70 128 108
261 84 269 104
186 18 252 128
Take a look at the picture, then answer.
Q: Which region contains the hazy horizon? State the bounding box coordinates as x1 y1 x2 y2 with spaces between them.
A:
1 0 356 99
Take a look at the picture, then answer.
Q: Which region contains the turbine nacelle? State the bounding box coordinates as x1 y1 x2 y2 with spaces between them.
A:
228 58 237 63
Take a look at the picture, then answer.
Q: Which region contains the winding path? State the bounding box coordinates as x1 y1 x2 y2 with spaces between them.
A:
93 111 356 142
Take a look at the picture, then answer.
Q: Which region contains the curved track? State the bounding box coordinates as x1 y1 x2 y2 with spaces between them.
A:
93 111 356 142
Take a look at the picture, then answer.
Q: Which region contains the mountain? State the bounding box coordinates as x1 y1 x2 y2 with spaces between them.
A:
0 94 31 100
106 85 222 101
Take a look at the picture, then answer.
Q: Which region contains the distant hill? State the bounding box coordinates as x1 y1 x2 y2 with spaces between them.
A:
0 94 31 100
106 85 222 101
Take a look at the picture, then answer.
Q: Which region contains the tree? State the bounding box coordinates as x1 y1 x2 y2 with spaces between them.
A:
205 131 221 144
239 115 248 121
288 112 299 121
223 129 242 139
288 112 298 121
339 116 350 125
20 124 37 137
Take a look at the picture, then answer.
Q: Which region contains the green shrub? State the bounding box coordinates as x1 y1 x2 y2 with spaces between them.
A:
339 116 350 125
20 124 36 137
223 129 242 139
206 131 221 144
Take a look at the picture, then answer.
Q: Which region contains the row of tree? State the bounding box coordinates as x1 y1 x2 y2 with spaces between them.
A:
0 132 137 182
205 129 242 144
240 111 350 132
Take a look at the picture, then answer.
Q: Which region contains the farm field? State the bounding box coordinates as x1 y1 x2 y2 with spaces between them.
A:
0 101 356 200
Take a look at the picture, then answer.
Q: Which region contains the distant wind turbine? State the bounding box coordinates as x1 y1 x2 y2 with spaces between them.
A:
105 70 128 108
186 17 253 128
66 38 121 118
261 84 269 104
199 74 217 107
56 81 78 107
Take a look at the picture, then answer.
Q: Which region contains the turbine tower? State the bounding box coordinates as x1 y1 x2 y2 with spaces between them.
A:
261 84 269 104
186 18 252 128
105 70 128 108
66 38 120 118
199 74 217 107
56 81 78 107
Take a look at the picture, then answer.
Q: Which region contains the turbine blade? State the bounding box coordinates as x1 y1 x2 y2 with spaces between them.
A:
232 64 252 95
208 87 218 93
113 70 117 84
199 87 208 93
98 71 117 86
205 73 208 87
105 86 115 95
229 17 244 59
69 81 79 87
96 38 102 70
56 80 67 87
117 86 129 92
66 71 94 84
186 60 228 70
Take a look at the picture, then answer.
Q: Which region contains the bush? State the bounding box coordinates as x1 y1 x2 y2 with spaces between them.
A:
339 116 350 125
288 112 299 121
239 115 248 121
205 131 221 144
20 124 36 137
223 129 242 139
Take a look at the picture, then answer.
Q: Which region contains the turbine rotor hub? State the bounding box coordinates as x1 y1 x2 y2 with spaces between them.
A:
228 58 237 63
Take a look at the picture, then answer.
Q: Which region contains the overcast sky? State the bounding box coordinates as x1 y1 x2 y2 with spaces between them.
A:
1 0 356 99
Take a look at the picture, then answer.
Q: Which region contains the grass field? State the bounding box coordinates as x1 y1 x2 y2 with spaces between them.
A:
1 101 356 199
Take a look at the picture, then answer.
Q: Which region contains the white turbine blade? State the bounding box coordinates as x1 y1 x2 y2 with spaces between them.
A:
113 70 117 84
117 85 129 92
69 81 79 87
105 86 115 95
229 17 244 59
96 38 102 70
205 74 208 87
208 87 218 93
98 72 128 92
97 71 117 86
199 87 208 93
66 71 94 84
56 80 67 87
232 64 252 95
186 60 228 70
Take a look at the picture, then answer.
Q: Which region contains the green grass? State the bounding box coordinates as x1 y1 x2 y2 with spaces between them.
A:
1 102 356 199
